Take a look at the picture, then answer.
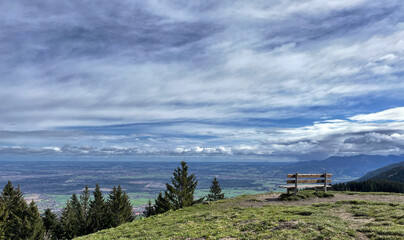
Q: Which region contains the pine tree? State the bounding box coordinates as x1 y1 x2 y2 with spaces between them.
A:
0 181 27 239
43 208 63 240
206 177 225 201
0 202 8 239
153 191 172 214
165 161 198 210
71 193 86 235
80 185 90 233
143 199 156 217
26 200 45 240
107 185 134 227
60 194 86 238
0 181 45 239
61 200 75 239
88 184 108 233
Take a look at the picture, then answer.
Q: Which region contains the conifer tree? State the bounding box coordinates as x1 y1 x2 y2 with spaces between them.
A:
153 191 172 214
88 184 108 232
0 202 8 239
107 185 134 227
71 193 86 235
43 208 63 240
0 181 27 239
0 181 45 239
165 161 198 210
80 185 90 233
61 200 75 239
61 194 86 238
143 199 156 217
206 177 225 201
27 200 45 240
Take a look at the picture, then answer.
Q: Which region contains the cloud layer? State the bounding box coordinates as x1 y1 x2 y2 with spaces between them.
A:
1 0 404 160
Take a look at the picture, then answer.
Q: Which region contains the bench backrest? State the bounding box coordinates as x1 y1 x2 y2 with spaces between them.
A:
286 173 332 184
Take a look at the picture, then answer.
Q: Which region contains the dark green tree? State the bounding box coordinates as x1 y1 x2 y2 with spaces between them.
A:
27 200 45 240
143 199 156 217
206 177 225 201
0 181 44 239
154 191 172 214
107 185 134 227
165 161 199 210
60 200 75 239
60 194 86 238
0 203 6 239
80 185 90 233
88 184 108 232
42 208 63 240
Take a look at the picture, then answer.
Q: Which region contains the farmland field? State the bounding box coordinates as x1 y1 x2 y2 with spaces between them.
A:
0 159 378 214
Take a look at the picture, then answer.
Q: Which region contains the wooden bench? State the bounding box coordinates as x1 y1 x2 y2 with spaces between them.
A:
279 172 332 195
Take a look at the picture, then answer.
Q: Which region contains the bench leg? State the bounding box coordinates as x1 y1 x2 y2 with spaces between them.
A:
294 188 298 195
287 188 290 194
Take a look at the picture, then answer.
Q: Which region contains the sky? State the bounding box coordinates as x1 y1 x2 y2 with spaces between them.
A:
1 0 404 161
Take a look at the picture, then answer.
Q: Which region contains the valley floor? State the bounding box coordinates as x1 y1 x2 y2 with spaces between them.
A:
76 192 404 240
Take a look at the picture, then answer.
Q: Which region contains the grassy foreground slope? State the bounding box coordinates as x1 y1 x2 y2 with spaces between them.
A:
76 192 404 240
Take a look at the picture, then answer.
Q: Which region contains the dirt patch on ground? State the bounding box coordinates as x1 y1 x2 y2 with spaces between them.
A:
239 193 404 207
331 208 372 240
273 220 299 230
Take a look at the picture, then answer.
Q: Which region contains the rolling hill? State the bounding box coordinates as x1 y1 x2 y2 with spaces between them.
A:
75 192 404 240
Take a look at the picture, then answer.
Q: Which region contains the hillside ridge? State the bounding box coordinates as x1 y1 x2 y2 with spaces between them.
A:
75 191 404 240
358 161 404 182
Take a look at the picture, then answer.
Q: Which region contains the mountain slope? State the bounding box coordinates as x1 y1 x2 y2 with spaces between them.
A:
75 192 404 240
331 165 404 193
357 161 404 181
367 166 404 183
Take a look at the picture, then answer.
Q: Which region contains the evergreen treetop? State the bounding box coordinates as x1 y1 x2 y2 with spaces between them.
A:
88 184 108 233
143 199 156 217
107 185 134 227
0 181 45 239
165 161 198 210
206 177 225 201
43 208 63 240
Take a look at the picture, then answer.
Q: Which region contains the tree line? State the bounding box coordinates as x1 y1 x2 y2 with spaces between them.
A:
331 179 404 193
0 182 133 239
0 161 225 239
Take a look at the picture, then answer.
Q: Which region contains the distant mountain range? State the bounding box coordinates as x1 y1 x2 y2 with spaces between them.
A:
283 154 404 182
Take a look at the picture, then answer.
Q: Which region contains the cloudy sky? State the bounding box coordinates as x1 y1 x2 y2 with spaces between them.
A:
1 0 404 161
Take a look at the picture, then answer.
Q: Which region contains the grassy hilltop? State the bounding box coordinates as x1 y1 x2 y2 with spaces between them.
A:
76 191 404 240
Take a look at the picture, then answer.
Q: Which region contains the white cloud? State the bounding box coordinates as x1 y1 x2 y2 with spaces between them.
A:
350 107 404 122
1 1 404 160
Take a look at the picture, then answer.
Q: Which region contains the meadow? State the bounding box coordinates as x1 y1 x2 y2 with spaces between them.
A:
76 191 404 240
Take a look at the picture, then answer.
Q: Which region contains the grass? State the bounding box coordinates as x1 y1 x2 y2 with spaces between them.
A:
75 192 404 240
337 200 404 239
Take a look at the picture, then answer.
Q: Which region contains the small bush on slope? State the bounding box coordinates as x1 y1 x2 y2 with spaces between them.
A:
279 190 334 201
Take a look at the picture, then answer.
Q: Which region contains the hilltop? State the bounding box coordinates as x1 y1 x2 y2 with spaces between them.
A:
76 191 404 240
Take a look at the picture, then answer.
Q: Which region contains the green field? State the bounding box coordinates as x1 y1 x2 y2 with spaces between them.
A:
76 191 404 240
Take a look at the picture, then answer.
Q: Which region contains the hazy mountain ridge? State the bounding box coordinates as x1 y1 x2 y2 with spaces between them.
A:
282 154 404 182
357 160 404 182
